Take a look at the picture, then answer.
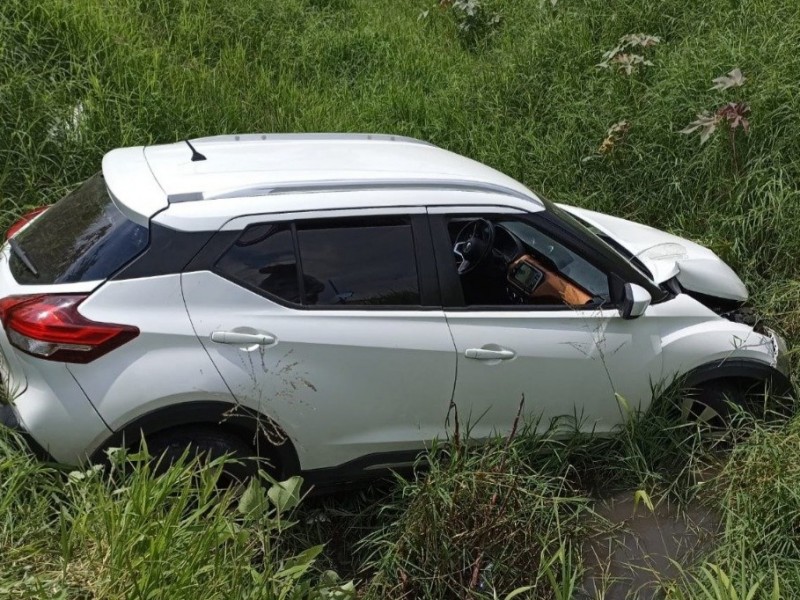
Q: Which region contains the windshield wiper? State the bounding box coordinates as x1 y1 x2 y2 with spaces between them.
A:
9 238 38 277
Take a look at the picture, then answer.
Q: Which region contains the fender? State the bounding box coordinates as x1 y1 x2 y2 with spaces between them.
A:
683 358 793 397
88 400 301 477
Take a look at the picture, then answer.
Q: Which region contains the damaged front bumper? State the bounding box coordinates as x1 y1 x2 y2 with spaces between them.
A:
719 306 790 377
767 327 790 377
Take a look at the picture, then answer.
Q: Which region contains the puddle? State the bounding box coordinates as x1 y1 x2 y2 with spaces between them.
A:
578 493 720 599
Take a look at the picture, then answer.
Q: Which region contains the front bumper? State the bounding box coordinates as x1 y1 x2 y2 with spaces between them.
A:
766 328 791 378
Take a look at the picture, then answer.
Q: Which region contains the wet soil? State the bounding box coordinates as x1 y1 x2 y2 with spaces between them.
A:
578 493 720 599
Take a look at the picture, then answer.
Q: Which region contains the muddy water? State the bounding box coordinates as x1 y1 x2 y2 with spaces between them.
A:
578 493 720 599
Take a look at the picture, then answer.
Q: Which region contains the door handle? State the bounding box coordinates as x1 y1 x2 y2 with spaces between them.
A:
210 331 276 345
465 348 516 360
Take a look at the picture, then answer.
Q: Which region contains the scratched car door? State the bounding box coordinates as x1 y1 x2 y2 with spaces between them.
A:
182 210 457 472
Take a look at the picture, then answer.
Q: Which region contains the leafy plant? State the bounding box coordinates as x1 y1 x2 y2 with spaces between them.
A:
435 0 501 47
598 33 661 75
599 119 631 155
711 68 746 91
0 429 353 599
582 120 632 163
680 68 751 175
680 103 750 145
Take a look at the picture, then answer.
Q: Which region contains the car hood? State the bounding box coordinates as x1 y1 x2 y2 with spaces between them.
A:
558 204 748 302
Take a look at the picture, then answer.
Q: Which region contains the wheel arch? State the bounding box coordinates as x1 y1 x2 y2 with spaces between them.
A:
89 401 301 478
681 358 792 397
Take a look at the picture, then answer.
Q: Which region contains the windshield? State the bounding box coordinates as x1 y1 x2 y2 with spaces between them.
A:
560 210 654 280
9 173 149 284
539 198 667 302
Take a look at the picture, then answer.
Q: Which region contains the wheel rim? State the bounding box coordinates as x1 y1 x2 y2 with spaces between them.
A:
679 395 725 427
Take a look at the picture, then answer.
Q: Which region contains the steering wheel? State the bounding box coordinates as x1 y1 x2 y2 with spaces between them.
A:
453 218 496 275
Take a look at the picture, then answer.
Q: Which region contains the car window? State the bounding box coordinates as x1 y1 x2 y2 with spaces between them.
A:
215 223 302 304
296 217 420 306
499 220 610 300
215 216 421 307
10 173 149 284
444 215 610 308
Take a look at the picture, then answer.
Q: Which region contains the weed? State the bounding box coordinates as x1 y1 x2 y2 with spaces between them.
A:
681 68 751 177
361 433 596 598
425 0 501 48
0 429 350 599
665 561 781 600
598 33 661 75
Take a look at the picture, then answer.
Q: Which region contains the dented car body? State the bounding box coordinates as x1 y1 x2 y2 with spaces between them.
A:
0 134 791 484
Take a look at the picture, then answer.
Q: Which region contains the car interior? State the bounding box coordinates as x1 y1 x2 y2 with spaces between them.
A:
447 217 609 307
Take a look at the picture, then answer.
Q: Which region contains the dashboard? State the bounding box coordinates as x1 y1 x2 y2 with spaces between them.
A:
489 222 593 306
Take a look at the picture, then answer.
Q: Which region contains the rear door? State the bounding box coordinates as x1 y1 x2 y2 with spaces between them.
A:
181 209 457 472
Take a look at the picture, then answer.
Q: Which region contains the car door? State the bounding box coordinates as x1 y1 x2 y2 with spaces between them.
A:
181 209 457 472
428 206 663 438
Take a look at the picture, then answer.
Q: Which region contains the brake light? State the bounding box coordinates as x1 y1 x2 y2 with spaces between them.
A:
0 295 139 363
6 206 48 240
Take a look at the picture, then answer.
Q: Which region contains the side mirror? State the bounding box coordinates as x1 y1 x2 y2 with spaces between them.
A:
620 283 651 319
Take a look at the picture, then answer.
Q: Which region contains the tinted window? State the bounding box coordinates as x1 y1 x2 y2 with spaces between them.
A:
297 218 420 306
215 224 302 304
215 217 421 307
10 173 149 284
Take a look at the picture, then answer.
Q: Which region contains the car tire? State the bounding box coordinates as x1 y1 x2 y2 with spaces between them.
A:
146 426 261 487
679 378 785 427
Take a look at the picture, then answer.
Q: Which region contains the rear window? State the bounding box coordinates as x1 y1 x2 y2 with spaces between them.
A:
9 173 149 284
296 218 420 306
214 216 421 307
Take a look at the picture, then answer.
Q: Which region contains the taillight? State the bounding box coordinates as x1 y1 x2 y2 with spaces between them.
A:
0 294 139 363
6 206 48 240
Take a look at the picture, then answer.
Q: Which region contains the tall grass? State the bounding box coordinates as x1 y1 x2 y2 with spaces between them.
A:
361 432 596 598
0 430 348 599
699 417 800 592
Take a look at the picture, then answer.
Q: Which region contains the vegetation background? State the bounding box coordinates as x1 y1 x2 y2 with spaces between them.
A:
1 0 799 598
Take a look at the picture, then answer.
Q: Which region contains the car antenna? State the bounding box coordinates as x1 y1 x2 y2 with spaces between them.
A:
184 139 207 162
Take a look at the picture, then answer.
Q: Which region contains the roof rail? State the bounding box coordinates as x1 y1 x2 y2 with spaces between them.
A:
188 133 434 146
166 179 539 205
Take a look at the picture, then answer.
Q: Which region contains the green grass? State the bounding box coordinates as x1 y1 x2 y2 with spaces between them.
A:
0 431 349 599
2 0 800 597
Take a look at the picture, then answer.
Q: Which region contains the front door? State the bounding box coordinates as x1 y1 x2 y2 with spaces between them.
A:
182 212 456 471
430 209 662 437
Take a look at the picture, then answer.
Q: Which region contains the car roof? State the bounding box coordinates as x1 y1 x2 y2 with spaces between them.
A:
102 133 542 227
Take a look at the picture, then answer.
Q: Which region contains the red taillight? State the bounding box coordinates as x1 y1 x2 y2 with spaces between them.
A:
6 206 48 240
0 294 139 363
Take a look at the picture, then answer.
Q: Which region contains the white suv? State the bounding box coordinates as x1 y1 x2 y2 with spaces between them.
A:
0 134 791 484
